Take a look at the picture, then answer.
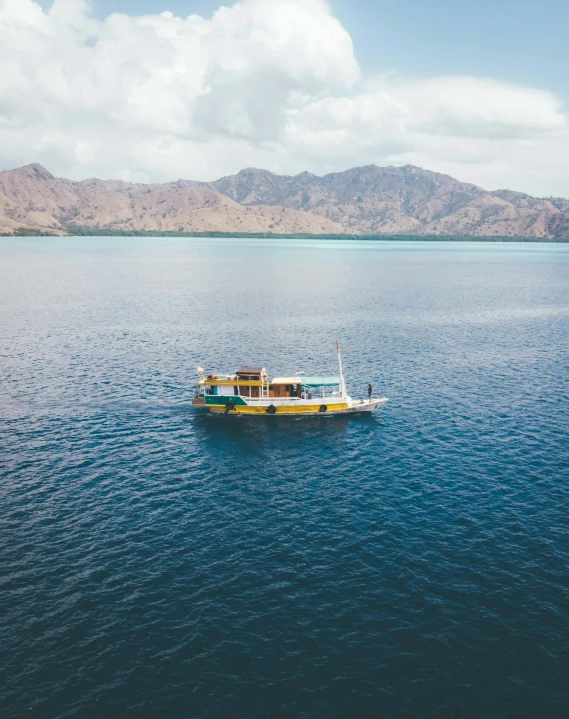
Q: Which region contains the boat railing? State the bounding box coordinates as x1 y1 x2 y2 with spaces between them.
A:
302 388 340 400
197 385 343 401
243 396 301 403
242 390 343 403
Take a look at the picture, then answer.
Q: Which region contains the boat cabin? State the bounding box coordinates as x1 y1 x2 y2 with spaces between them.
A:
196 365 342 402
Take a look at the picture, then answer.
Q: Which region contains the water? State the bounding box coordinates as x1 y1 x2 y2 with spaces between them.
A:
1 237 568 718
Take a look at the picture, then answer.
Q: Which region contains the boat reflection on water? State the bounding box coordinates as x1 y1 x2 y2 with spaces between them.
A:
193 405 382 450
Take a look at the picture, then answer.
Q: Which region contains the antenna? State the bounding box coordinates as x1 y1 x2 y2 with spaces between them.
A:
336 340 346 398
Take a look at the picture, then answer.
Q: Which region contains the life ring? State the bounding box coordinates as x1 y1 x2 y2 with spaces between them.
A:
266 405 277 414
319 405 328 413
226 400 236 412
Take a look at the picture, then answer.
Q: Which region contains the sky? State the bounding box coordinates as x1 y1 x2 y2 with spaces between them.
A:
68 0 569 99
3 0 569 195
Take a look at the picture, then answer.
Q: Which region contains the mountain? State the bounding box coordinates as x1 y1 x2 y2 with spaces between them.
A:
1 163 568 238
209 165 569 238
0 164 349 236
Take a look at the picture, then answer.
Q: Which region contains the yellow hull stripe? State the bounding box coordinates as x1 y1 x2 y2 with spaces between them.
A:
207 403 350 415
202 379 263 387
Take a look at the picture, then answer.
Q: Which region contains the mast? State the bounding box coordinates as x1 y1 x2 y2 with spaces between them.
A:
336 340 346 398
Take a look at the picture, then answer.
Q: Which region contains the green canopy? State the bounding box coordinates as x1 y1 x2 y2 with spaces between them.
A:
300 376 341 387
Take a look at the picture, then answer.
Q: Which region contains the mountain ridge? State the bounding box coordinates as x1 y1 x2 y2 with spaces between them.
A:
208 165 569 237
1 163 568 238
0 164 349 236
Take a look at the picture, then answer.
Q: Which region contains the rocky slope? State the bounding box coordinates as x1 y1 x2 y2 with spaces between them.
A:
210 165 569 239
0 164 349 236
1 163 568 238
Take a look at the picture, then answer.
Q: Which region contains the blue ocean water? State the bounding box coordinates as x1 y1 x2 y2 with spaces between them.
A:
1 237 568 719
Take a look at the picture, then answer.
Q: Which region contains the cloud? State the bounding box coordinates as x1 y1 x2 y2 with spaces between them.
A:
284 76 568 191
0 0 568 195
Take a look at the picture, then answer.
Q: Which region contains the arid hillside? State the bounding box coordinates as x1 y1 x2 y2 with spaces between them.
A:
210 165 569 238
1 163 568 238
0 164 350 236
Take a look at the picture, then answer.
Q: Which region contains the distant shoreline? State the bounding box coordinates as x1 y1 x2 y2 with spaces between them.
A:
3 163 569 241
2 228 568 242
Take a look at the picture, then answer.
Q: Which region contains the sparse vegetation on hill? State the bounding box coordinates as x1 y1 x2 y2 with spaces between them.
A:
1 163 568 239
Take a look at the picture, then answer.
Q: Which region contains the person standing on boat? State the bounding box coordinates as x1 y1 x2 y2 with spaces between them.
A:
368 383 372 400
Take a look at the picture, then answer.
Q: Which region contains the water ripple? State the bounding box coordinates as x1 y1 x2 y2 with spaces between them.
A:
1 238 568 718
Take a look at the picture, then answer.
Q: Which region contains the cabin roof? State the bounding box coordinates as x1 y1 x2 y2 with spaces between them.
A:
236 366 264 375
301 376 341 387
271 377 302 384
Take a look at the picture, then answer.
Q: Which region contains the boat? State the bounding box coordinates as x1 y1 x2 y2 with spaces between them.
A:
192 342 388 416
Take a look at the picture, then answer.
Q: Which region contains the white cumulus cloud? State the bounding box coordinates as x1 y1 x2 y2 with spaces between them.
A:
0 0 568 195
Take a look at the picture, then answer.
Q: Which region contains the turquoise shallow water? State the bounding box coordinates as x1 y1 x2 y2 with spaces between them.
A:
1 237 568 718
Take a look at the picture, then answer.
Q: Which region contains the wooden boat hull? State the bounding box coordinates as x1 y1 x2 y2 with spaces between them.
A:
192 397 388 416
